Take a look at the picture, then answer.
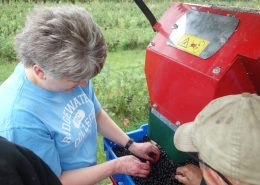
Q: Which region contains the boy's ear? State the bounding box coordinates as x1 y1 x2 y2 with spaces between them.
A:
32 64 46 80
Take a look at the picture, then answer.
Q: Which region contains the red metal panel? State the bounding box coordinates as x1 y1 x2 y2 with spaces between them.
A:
145 3 260 125
215 57 256 98
145 48 216 124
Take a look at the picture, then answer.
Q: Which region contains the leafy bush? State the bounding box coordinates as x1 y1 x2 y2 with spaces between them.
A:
93 64 150 131
0 1 171 64
0 3 33 62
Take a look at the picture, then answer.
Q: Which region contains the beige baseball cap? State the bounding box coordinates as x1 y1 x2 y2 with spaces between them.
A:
174 93 260 185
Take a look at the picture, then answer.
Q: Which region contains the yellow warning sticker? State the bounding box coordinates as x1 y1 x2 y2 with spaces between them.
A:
176 34 209 56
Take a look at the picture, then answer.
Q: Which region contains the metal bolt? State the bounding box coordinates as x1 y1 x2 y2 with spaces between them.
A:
172 24 178 29
152 103 158 110
150 42 155 46
166 41 172 46
176 121 181 127
213 67 221 74
220 36 226 43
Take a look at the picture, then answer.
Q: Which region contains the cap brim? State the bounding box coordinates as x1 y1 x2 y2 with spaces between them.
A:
173 122 198 152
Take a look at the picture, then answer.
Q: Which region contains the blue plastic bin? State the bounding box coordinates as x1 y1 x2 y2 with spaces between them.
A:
104 124 148 185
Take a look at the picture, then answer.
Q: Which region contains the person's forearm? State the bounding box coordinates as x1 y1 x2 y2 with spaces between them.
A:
60 159 118 185
96 108 130 147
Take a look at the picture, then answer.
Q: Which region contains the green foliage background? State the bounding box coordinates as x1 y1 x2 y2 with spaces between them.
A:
0 1 172 63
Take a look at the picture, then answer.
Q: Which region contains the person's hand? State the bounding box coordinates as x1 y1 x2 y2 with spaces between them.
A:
115 155 150 177
175 164 202 185
128 142 160 163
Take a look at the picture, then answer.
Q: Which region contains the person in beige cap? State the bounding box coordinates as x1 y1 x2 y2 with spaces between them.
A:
173 93 260 185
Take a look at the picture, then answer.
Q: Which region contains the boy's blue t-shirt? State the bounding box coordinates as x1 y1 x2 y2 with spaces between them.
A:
0 63 101 176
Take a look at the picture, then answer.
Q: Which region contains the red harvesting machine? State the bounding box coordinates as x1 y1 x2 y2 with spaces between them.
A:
140 1 260 162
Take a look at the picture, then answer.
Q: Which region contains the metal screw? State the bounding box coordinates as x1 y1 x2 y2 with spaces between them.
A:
176 121 181 127
150 42 155 46
213 67 221 74
166 41 173 46
220 36 226 43
172 24 178 29
152 103 158 110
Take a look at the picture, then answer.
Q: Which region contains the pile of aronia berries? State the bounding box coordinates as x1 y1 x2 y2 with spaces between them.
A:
113 138 198 185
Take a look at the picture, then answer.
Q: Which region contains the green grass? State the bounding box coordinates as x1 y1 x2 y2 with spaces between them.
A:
97 135 111 185
93 50 149 133
0 1 171 63
0 62 17 84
